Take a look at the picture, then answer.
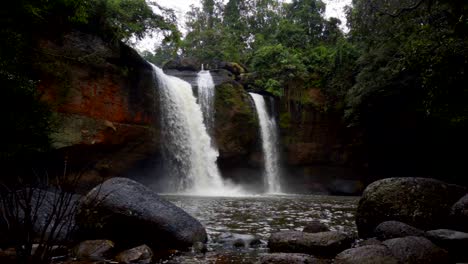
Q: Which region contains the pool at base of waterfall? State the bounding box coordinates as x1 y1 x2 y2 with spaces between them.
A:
159 194 358 263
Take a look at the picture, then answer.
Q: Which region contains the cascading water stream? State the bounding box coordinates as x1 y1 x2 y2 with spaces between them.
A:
196 67 216 135
151 63 242 196
249 93 282 193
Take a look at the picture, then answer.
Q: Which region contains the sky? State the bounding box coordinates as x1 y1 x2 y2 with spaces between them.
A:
135 0 352 51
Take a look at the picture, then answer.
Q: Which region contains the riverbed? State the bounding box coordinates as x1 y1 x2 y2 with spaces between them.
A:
161 194 359 263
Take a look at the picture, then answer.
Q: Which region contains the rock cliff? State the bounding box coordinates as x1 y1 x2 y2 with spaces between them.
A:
35 30 159 189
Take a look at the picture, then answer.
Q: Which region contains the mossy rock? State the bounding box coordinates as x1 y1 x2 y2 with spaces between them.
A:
356 177 467 238
214 81 258 160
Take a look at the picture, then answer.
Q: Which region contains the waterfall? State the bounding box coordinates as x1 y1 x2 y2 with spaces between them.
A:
151 63 242 196
249 93 282 193
196 69 216 134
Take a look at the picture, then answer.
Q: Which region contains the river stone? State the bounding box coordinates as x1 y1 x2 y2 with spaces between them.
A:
356 177 466 238
334 245 399 264
258 253 327 264
76 177 207 249
382 236 449 264
450 194 468 232
374 221 424 240
73 240 115 260
303 221 329 233
268 231 353 257
115 244 153 264
425 229 468 261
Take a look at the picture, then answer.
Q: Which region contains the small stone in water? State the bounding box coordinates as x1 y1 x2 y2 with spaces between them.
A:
233 239 245 248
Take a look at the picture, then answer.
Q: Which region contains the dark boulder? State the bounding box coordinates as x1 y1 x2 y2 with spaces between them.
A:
163 57 201 71
258 253 327 264
268 231 353 257
356 177 466 238
450 194 468 232
302 221 329 234
382 236 449 264
217 61 247 77
425 229 468 262
334 245 399 264
374 221 424 240
76 177 207 249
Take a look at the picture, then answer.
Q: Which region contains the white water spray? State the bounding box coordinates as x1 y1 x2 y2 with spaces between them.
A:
196 68 216 133
249 93 282 193
152 64 243 196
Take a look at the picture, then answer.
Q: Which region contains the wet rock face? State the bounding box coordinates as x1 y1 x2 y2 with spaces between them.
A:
268 231 353 257
36 30 159 187
356 177 466 238
76 178 207 249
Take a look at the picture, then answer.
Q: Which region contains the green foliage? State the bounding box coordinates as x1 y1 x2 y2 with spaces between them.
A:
346 0 468 127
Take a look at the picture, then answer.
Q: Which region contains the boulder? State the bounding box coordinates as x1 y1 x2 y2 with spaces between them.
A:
450 194 468 232
302 221 329 234
218 61 247 76
76 178 207 249
382 236 449 264
115 244 153 264
334 245 399 264
258 253 327 264
163 57 201 71
374 221 424 240
73 240 115 260
268 231 353 257
356 177 466 238
425 229 468 262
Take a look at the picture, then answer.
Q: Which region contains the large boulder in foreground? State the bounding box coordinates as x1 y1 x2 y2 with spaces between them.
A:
76 178 207 249
356 177 466 238
268 231 353 257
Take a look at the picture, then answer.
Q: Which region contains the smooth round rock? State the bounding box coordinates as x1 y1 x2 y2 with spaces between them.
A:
73 240 115 260
115 244 153 264
334 245 399 264
77 178 207 249
374 221 424 240
268 231 353 257
382 236 449 264
303 221 329 234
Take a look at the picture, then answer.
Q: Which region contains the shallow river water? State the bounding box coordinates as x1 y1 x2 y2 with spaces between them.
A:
159 194 359 263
